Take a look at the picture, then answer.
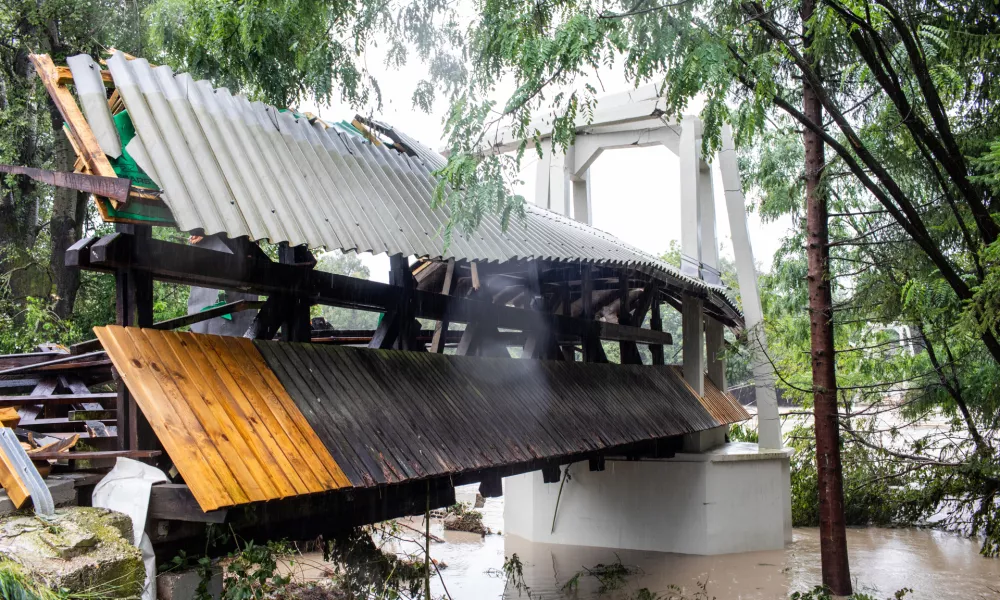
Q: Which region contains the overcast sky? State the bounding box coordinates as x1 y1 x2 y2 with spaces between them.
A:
303 44 796 285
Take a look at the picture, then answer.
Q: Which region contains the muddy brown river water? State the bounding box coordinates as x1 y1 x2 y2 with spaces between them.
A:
285 485 1000 600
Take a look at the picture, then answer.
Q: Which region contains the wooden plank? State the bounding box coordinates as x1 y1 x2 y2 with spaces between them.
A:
0 444 30 508
0 393 116 407
430 258 455 354
30 450 161 460
148 484 228 523
0 353 65 370
193 334 313 495
18 417 113 429
30 379 59 396
59 375 91 395
220 336 347 489
160 331 287 499
94 327 233 510
55 65 114 87
0 408 19 428
0 352 106 376
28 434 78 455
29 54 121 207
137 329 263 503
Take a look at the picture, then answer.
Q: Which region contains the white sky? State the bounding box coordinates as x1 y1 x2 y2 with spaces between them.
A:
304 41 796 285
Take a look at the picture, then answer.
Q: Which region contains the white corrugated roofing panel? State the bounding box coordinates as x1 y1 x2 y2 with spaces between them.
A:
92 52 737 315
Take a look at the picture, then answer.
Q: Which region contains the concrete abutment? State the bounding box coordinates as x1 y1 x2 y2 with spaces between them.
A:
503 442 793 555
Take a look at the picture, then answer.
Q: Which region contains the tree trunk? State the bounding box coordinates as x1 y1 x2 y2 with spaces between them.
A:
0 53 42 296
47 99 87 319
802 0 852 594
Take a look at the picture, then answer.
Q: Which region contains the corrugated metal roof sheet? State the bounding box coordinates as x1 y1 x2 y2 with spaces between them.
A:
94 326 350 511
87 52 737 313
254 340 749 489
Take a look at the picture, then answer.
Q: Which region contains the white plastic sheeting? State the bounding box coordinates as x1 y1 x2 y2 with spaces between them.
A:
93 458 169 600
87 52 732 302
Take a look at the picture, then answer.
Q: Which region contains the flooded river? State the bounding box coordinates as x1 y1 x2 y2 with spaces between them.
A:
284 485 1000 600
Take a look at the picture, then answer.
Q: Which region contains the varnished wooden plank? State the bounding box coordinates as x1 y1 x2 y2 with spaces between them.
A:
194 334 311 495
94 327 233 510
137 329 260 503
180 333 299 498
0 444 30 508
111 327 238 508
251 341 360 488
221 335 347 490
155 331 277 501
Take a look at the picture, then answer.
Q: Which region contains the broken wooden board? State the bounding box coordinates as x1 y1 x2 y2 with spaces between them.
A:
0 408 19 428
0 433 31 508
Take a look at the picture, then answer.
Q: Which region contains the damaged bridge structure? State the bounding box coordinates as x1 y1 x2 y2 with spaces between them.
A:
3 51 791 559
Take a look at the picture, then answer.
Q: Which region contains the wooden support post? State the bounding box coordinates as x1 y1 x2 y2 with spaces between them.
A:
457 262 508 357
580 263 607 363
521 261 556 359
113 224 156 454
278 244 312 343
244 295 290 340
429 258 455 353
392 254 425 352
618 269 642 365
650 283 665 366
559 282 575 361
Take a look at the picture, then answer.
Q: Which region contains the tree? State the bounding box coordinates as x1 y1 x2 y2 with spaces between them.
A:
0 0 150 326
313 251 379 330
421 0 1000 568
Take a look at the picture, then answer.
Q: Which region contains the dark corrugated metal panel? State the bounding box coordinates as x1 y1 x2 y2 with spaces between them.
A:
254 341 746 488
95 326 350 511
88 52 739 320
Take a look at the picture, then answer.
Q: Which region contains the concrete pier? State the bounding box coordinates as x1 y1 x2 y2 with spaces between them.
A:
503 442 793 555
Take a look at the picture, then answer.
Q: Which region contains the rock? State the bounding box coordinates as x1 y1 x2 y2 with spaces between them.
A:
474 493 485 508
0 506 144 598
443 512 490 536
158 566 223 600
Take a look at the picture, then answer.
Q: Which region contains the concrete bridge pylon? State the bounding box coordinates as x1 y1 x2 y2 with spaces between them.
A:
493 86 792 555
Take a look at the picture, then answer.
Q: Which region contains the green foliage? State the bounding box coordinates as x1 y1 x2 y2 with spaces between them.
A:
222 540 293 600
787 424 928 528
312 251 379 330
0 560 61 600
146 0 466 109
572 556 640 594
790 586 912 600
322 526 424 599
